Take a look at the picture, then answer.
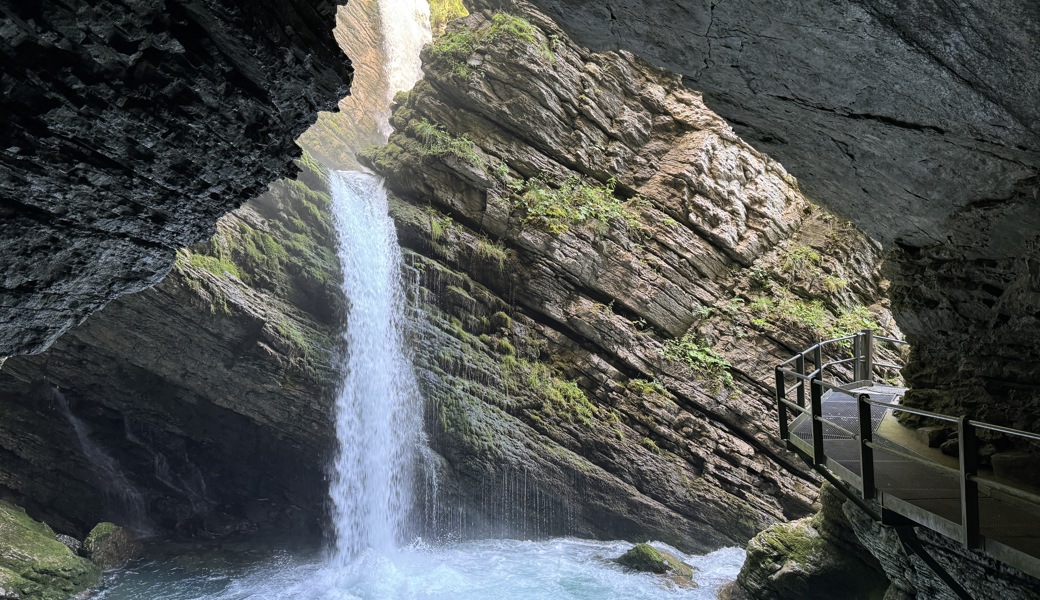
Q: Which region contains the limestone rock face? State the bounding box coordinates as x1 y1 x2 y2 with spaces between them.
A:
507 0 1040 437
0 0 352 357
0 162 345 538
0 500 99 600
359 7 895 550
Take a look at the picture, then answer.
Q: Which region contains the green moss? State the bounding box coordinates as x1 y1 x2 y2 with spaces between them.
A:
186 252 241 280
628 378 666 395
514 176 633 234
0 501 100 600
505 359 596 426
616 543 693 580
486 13 537 43
429 13 540 79
642 437 661 454
660 334 734 391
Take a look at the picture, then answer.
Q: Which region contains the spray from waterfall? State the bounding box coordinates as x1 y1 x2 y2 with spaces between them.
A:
53 388 152 534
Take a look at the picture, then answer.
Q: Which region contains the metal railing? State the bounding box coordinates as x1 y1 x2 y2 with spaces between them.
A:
775 330 1040 574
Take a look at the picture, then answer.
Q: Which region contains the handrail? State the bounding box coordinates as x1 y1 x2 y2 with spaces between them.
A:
774 329 1040 571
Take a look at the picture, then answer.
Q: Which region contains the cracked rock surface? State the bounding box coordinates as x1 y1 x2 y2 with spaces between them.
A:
514 0 1040 427
0 0 351 357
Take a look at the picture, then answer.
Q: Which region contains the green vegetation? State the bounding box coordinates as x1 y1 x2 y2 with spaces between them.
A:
823 275 848 293
750 292 879 340
186 252 241 280
476 236 509 271
505 359 595 426
429 0 468 35
782 245 821 275
429 13 540 78
413 118 484 167
628 378 666 395
0 500 100 599
515 175 634 234
642 437 661 454
661 334 734 391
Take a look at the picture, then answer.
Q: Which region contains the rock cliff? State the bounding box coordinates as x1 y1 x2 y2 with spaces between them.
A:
0 0 351 357
511 0 1040 445
0 158 344 538
359 7 895 550
0 4 897 552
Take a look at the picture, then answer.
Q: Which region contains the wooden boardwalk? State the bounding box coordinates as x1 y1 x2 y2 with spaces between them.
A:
776 332 1040 584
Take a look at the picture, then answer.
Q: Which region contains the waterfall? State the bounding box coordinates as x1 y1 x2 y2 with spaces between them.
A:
53 388 151 534
375 0 432 137
328 171 425 564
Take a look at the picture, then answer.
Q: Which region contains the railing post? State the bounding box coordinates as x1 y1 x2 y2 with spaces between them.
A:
795 354 806 408
775 367 788 441
862 329 874 384
810 377 825 466
852 333 863 380
858 394 875 499
813 345 823 387
958 415 981 549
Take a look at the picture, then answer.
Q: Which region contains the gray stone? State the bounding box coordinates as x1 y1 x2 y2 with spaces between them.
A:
913 427 948 448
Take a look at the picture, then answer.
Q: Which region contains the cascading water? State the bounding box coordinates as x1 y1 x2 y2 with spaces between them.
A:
328 170 425 564
53 389 151 534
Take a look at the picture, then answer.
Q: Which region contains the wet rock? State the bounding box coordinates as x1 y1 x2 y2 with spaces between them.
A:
727 484 888 600
82 523 140 570
616 543 696 588
0 164 345 538
52 535 80 555
0 500 99 600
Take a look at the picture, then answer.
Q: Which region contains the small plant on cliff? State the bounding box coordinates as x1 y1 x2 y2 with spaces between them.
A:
430 13 540 78
660 334 734 391
516 175 631 234
486 13 538 43
413 118 484 167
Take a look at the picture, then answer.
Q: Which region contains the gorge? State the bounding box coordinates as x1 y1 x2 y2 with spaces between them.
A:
1 0 1038 599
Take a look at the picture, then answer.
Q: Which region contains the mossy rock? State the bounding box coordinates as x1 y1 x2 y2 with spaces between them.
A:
83 522 140 570
616 543 697 587
0 501 100 600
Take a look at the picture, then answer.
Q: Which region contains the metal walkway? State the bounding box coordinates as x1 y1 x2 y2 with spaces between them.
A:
776 331 1040 582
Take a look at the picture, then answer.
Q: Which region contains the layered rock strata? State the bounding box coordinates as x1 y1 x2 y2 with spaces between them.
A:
359 7 896 550
508 0 1040 442
0 160 344 537
0 0 352 357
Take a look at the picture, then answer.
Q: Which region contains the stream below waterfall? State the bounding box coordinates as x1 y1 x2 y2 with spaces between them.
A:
93 538 744 599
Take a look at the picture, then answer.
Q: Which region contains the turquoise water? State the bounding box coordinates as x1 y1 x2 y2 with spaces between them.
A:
95 538 744 599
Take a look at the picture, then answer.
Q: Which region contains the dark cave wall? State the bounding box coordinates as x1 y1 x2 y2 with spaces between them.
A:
0 0 352 357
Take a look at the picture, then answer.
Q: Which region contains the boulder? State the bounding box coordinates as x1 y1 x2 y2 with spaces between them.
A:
83 523 141 570
616 543 696 588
